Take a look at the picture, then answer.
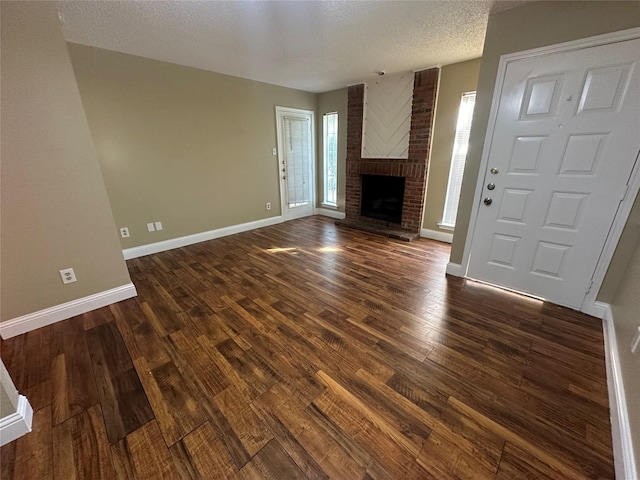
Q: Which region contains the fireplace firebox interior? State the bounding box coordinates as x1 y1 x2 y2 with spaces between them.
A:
360 174 405 224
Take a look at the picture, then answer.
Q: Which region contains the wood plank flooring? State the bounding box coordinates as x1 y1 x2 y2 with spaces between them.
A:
0 216 614 479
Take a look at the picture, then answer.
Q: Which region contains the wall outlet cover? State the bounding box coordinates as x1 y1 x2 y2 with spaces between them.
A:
147 223 155 232
120 227 130 238
59 268 77 284
154 221 163 231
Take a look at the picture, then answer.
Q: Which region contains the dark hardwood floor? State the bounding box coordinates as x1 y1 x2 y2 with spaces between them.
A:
0 216 614 479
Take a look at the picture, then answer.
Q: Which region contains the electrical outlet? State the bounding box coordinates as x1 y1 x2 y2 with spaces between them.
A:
59 268 77 285
155 221 163 231
266 202 271 211
120 227 130 238
631 326 640 354
147 223 155 232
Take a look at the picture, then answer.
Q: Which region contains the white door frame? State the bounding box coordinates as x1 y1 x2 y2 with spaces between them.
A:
275 106 316 221
459 27 640 317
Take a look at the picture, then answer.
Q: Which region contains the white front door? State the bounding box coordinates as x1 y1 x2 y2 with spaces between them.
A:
276 107 315 221
467 37 640 309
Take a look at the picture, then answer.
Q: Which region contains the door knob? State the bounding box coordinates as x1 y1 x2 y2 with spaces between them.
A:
487 183 495 190
490 168 499 174
484 197 493 206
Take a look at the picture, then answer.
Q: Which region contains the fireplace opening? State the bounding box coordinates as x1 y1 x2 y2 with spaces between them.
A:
360 174 405 224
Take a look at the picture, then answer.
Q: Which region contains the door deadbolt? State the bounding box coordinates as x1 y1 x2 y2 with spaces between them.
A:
484 197 493 206
487 183 495 190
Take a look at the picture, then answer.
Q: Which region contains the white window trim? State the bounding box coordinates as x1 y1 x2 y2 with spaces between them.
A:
441 91 476 229
322 112 338 207
436 222 455 231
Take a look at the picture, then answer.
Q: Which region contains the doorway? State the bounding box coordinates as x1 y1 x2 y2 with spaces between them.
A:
464 31 640 310
275 107 315 221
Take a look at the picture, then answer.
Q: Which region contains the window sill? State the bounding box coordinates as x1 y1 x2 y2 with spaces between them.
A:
321 203 338 209
437 223 455 231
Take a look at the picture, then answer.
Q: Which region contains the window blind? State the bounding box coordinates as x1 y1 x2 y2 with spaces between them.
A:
323 113 338 206
441 92 476 228
284 116 311 207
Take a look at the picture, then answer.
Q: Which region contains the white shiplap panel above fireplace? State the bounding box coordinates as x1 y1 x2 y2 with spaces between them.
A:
362 72 414 159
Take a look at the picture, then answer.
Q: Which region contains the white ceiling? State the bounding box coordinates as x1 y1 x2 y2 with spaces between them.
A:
58 1 527 93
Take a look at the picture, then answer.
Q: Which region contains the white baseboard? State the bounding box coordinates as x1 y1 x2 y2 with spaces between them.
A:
602 303 637 480
581 300 609 319
123 216 284 260
420 228 453 244
0 283 137 339
0 395 33 446
315 208 346 220
445 262 464 277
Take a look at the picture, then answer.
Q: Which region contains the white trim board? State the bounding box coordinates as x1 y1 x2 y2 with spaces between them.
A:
420 228 453 244
445 262 464 277
0 283 137 339
123 216 284 260
602 303 638 480
0 395 33 446
315 208 346 220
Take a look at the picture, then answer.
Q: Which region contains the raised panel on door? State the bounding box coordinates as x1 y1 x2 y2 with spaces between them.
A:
467 37 640 309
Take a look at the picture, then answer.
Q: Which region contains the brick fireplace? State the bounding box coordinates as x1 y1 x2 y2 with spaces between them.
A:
344 68 439 234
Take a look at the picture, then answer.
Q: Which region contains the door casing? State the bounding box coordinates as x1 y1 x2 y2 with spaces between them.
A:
275 106 316 221
459 27 640 317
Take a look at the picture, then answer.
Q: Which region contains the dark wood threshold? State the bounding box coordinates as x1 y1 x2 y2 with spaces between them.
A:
335 218 420 241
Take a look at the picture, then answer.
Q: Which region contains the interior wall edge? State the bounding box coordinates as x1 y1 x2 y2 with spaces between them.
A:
0 395 33 447
602 303 638 480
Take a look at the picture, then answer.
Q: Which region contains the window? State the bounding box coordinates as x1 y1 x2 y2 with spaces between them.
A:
440 92 476 229
322 112 338 206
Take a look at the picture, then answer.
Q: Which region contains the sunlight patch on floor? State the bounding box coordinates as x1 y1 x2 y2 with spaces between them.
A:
467 278 545 304
317 246 342 253
266 247 298 254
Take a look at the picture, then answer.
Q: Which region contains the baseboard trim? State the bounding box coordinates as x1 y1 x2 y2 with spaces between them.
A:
315 208 346 220
581 300 609 319
420 228 453 244
602 303 637 480
0 283 137 339
123 216 284 260
445 262 464 277
0 395 33 446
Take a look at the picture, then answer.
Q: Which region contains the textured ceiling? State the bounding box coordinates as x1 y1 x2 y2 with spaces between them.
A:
58 1 528 93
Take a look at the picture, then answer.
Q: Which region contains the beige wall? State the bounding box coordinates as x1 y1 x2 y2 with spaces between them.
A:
600 193 640 303
1 2 132 322
450 1 640 264
67 44 317 249
0 360 20 418
423 59 481 233
317 89 348 212
607 193 640 463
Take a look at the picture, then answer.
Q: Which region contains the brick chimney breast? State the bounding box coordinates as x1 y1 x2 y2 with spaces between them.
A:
344 68 439 233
